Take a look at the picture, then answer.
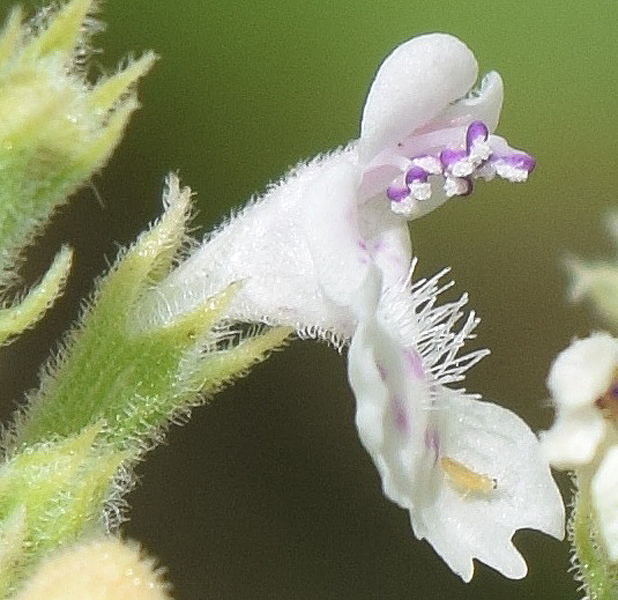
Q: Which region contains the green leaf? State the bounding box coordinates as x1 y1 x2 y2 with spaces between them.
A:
0 246 72 346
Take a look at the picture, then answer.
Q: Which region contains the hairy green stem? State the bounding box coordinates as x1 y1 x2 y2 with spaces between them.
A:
570 470 618 599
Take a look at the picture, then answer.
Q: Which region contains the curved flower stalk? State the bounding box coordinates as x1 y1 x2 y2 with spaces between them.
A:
136 34 564 580
137 33 535 343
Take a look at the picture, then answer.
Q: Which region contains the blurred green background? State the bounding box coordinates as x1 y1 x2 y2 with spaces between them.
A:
2 0 617 597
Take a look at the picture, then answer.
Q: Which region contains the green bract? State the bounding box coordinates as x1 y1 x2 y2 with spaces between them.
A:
0 173 289 595
0 425 127 595
0 1 292 595
0 0 154 342
11 175 290 450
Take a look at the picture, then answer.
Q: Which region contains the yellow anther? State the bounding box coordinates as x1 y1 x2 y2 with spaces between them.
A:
441 456 496 496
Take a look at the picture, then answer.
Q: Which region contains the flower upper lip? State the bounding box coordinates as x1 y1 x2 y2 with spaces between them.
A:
359 33 481 162
354 35 533 220
542 332 618 469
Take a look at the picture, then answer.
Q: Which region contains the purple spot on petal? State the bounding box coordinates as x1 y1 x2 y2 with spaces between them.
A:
387 184 409 201
466 120 489 153
403 349 425 379
424 426 440 464
392 395 407 433
376 362 387 381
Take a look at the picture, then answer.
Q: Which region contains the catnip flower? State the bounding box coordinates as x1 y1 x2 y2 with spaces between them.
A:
138 33 534 340
137 33 563 580
541 333 618 560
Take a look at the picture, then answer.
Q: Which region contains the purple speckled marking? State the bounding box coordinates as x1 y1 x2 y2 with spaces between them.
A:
376 362 387 381
466 120 489 153
403 348 425 379
392 395 407 433
386 184 409 201
424 426 440 464
405 166 428 184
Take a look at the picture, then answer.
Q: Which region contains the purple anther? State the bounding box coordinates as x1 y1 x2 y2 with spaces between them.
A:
405 166 428 185
507 153 536 173
466 120 489 153
440 148 466 170
387 184 410 201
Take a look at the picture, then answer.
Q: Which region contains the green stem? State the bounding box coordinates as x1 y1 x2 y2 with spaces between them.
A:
570 470 618 599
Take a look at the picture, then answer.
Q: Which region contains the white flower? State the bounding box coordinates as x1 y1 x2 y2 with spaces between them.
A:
541 333 618 469
136 33 563 580
541 333 618 560
349 264 564 581
138 33 534 342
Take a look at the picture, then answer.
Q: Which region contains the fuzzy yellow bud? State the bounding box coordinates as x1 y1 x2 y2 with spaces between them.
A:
11 537 172 600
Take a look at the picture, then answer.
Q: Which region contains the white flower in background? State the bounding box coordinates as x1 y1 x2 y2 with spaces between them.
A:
542 333 618 469
349 264 564 581
137 33 563 579
541 333 618 559
565 214 618 329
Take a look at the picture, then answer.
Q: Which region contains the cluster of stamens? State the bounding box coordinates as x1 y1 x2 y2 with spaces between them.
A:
385 120 535 216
